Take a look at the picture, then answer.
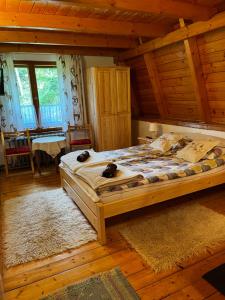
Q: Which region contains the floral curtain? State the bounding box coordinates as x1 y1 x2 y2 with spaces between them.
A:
56 55 87 130
0 54 24 132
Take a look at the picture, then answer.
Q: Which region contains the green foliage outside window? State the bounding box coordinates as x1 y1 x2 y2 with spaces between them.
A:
15 66 60 106
15 67 32 105
35 67 60 105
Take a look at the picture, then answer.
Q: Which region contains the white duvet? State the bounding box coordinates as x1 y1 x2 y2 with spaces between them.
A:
76 162 143 192
60 149 110 173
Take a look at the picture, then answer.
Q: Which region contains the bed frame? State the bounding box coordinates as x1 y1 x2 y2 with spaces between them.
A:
60 165 225 244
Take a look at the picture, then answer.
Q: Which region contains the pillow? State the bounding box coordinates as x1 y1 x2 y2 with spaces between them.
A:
170 137 192 153
204 146 225 160
176 139 220 163
150 133 184 153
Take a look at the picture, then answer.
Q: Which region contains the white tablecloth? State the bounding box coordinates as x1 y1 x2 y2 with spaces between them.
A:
32 136 66 158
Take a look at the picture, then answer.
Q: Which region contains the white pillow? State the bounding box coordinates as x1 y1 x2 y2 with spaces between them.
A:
150 133 184 152
176 139 220 163
204 146 225 160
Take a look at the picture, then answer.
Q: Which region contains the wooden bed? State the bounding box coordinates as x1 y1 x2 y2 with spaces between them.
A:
60 164 225 245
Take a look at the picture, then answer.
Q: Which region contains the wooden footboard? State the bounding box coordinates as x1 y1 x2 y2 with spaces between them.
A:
60 165 225 245
60 167 106 244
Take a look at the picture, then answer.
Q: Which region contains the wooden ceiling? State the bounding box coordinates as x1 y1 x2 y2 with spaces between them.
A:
0 0 224 55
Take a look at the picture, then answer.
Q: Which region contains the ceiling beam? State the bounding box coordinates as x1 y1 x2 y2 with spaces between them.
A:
53 0 216 21
0 12 169 37
0 30 137 49
0 44 121 56
118 11 225 61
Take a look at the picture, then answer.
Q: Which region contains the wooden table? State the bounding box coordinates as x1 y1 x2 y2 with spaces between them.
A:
32 136 66 173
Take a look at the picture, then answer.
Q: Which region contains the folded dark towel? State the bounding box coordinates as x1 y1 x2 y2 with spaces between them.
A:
102 163 117 178
77 151 90 162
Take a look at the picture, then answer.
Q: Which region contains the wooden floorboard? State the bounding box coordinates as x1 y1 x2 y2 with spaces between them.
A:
1 170 225 300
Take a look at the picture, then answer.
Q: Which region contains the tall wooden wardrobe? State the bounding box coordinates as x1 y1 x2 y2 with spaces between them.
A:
87 67 131 151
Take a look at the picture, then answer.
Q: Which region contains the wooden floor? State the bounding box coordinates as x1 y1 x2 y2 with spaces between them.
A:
1 169 225 300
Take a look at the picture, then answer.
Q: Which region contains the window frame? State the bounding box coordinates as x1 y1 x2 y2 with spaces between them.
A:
14 60 61 131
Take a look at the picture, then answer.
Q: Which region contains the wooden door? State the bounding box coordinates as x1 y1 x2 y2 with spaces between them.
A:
96 68 116 116
114 68 131 148
116 114 131 148
90 67 131 151
99 115 117 151
94 68 117 150
115 68 131 114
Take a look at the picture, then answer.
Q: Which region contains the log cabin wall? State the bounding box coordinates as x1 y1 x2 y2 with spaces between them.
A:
121 22 225 128
154 42 201 121
126 56 159 118
198 27 225 124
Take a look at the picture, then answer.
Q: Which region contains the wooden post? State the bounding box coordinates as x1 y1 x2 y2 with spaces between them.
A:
179 18 211 122
96 203 106 245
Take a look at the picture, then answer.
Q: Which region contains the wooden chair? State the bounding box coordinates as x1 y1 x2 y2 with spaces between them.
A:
1 129 35 176
68 123 94 151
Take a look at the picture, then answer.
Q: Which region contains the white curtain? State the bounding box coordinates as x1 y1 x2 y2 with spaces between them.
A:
56 55 87 131
0 54 24 131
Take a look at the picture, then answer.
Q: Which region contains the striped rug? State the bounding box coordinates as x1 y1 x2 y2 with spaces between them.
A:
42 268 139 300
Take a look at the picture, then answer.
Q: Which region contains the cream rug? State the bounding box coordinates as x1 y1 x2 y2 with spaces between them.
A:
118 201 225 272
2 188 97 268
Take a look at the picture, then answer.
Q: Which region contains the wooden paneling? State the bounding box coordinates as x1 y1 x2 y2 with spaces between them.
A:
144 52 168 118
118 10 225 60
126 56 160 118
154 42 200 121
0 11 169 37
0 0 175 26
118 14 225 126
0 44 121 56
180 18 210 122
198 26 225 124
0 30 137 49
47 0 216 21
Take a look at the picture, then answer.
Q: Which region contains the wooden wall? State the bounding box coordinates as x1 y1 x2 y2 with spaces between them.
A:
154 42 200 121
126 56 159 118
198 27 225 124
126 26 225 126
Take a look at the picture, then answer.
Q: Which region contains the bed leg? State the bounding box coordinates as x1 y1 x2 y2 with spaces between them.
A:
97 204 106 245
60 169 65 189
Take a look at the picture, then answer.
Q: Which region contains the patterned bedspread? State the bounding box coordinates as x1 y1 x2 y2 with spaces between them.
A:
96 151 225 196
102 144 165 160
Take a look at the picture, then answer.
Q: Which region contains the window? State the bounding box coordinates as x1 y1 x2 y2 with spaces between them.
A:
15 66 37 129
14 61 62 129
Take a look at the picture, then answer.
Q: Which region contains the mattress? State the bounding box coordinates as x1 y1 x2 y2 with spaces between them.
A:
98 154 225 196
61 144 163 174
60 144 225 201
60 164 225 204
